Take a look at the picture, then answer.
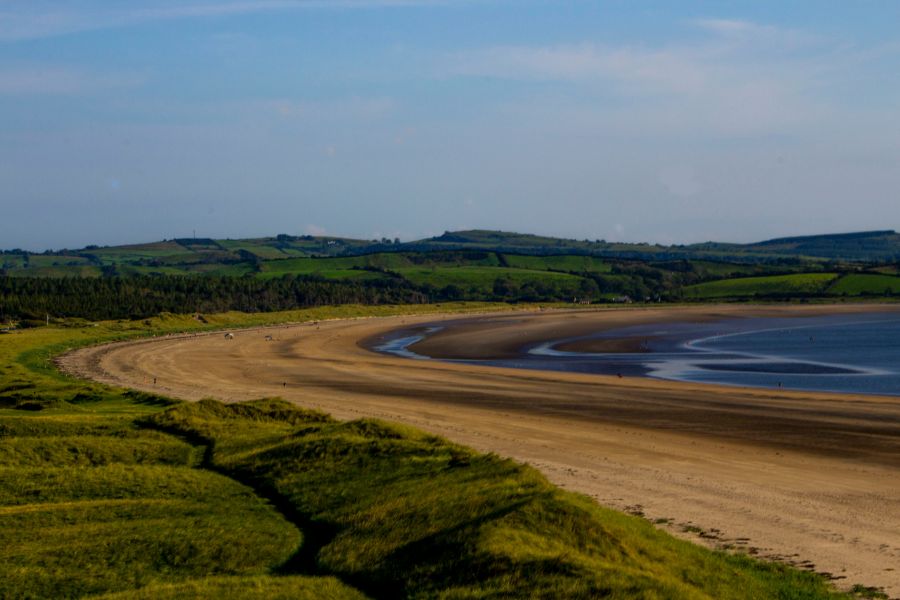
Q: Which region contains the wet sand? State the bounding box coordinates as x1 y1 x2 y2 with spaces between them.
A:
61 304 900 596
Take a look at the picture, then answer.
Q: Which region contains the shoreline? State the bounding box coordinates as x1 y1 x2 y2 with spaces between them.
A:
364 304 900 397
397 303 900 360
61 304 900 597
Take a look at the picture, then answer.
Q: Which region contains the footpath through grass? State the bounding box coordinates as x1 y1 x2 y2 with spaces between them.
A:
0 304 879 598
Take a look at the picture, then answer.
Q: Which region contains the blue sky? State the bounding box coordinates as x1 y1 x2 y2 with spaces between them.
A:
2 1 900 250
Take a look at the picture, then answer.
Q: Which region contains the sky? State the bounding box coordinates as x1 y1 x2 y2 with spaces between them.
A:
2 1 900 251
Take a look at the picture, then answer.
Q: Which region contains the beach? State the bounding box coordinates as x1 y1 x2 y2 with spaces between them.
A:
61 304 900 596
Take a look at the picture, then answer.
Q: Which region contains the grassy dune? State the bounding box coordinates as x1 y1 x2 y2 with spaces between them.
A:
147 398 849 599
95 576 367 599
0 405 302 598
0 306 870 598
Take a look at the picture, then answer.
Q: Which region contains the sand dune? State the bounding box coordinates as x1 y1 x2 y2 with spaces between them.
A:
61 305 900 596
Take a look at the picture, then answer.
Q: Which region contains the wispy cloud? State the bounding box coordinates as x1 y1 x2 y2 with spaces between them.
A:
0 0 446 42
447 19 849 136
692 18 779 38
451 43 710 94
690 18 820 48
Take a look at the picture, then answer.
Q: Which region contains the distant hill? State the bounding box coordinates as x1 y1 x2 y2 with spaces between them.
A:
744 230 900 260
6 228 900 319
406 229 900 262
3 229 900 274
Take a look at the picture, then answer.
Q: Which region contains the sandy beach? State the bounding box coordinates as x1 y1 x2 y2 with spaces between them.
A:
61 304 900 596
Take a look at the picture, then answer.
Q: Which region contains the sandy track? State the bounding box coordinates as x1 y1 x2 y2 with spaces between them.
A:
61 306 900 596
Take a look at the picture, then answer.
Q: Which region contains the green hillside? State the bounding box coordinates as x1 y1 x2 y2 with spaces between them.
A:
682 273 840 299
4 230 900 322
828 273 900 296
7 229 900 273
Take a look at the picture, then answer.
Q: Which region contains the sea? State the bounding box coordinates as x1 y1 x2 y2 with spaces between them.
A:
376 312 900 396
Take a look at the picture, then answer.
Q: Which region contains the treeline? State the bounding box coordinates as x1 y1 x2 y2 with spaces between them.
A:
0 275 428 322
1 271 628 322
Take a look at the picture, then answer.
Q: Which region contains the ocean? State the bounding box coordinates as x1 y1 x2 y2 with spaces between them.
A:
378 312 900 396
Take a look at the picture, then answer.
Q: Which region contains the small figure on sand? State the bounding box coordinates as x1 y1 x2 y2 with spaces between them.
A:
153 377 157 385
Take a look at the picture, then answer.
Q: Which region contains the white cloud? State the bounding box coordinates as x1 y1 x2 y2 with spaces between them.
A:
452 43 712 96
692 18 776 38
690 18 821 49
0 1 448 42
447 20 846 137
305 224 326 236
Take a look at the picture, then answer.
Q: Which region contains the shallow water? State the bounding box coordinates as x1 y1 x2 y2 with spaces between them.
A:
377 312 900 396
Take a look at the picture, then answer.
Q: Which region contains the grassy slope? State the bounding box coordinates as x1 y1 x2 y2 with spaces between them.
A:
95 575 368 599
395 266 585 291
502 254 612 273
148 398 848 600
0 396 312 598
682 273 839 299
0 305 872 599
828 274 900 295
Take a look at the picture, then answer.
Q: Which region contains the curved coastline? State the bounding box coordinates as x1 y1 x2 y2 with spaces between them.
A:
62 304 900 596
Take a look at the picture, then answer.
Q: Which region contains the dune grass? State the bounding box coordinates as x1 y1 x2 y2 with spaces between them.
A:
145 398 852 600
0 403 303 598
93 575 368 599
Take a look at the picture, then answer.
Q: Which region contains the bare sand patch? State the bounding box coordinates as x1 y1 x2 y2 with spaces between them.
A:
61 304 900 596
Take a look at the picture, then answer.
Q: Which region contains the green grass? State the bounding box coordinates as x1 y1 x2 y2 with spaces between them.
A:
94 575 368 599
259 255 408 276
86 241 190 263
682 273 839 299
7 265 104 278
827 273 900 296
684 261 809 278
146 398 852 600
502 254 612 273
0 402 303 598
217 239 294 260
394 265 585 292
1 255 28 269
27 255 94 268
